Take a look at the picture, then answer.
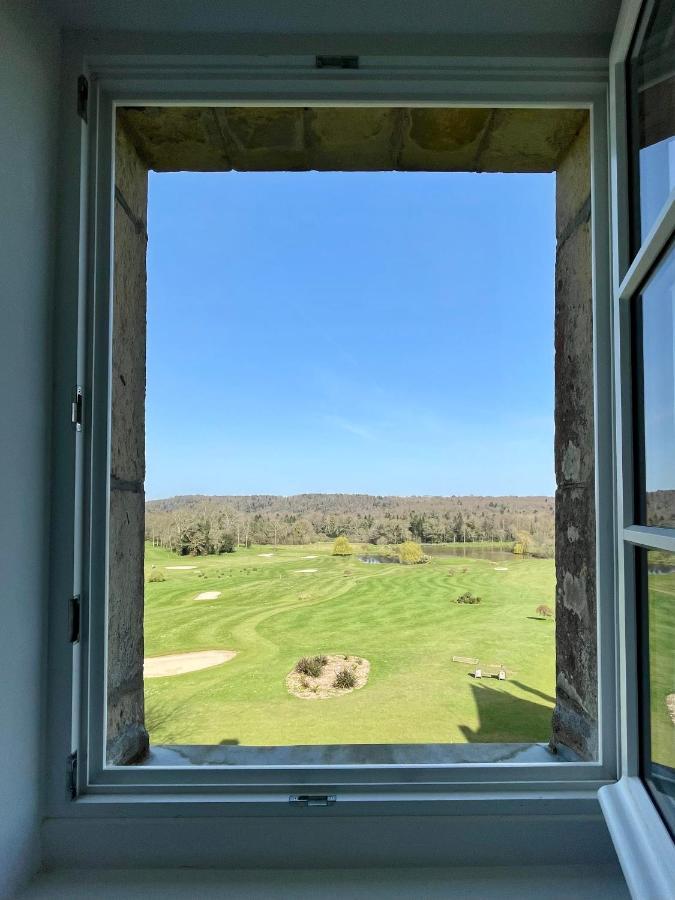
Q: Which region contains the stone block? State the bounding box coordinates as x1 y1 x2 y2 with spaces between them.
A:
556 118 590 238
111 202 146 484
216 107 307 171
400 108 490 170
115 125 148 220
478 109 587 173
305 107 397 170
554 221 594 487
119 107 229 172
107 486 148 764
219 107 303 151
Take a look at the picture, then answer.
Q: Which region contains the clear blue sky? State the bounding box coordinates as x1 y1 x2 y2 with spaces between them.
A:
146 170 555 499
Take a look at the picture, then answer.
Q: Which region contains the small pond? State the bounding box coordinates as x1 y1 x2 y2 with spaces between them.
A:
422 544 515 563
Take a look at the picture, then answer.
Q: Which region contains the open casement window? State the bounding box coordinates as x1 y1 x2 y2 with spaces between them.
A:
598 0 675 894
49 35 623 846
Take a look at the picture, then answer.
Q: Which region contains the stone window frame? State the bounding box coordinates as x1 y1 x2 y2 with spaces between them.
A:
109 105 597 772
47 40 618 815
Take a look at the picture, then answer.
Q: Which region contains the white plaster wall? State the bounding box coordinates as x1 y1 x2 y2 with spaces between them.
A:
0 1 60 896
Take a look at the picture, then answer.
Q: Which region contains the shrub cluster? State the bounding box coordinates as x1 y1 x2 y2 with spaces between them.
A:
295 655 328 678
332 536 353 556
456 592 481 605
397 541 430 565
147 569 166 583
333 668 356 690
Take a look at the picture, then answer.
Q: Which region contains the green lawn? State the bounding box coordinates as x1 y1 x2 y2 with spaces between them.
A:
143 542 556 745
648 566 675 769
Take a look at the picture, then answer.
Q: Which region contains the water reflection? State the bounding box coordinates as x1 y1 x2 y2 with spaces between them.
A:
422 544 515 563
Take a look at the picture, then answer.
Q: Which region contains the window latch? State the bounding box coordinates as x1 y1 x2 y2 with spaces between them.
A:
67 751 78 800
77 75 88 122
289 794 337 807
71 386 83 432
69 595 80 644
315 55 359 70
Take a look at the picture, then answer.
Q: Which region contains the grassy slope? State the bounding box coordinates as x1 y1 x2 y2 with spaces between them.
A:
648 568 675 769
144 542 556 746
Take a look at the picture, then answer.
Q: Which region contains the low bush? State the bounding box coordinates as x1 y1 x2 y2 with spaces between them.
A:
147 569 166 583
397 541 429 565
295 655 327 677
333 668 356 690
333 536 353 556
456 591 481 605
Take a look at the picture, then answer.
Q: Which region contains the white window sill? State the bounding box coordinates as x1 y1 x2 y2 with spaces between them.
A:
20 864 629 899
140 741 581 767
599 776 675 900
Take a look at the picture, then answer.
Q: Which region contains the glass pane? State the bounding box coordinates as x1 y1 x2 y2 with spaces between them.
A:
635 243 675 527
642 549 675 836
628 0 675 248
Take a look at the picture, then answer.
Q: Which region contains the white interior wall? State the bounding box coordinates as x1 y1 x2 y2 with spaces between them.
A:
0 2 60 896
0 1 631 896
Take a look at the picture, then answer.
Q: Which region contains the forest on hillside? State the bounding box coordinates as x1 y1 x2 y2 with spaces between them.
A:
145 493 556 558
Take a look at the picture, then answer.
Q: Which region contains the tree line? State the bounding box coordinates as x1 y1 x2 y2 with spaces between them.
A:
145 493 555 558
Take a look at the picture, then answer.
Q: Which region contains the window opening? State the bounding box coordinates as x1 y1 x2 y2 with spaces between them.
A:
107 106 597 768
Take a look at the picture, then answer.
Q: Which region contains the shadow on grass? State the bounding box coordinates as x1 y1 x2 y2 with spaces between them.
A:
510 680 555 704
459 682 554 743
218 738 240 745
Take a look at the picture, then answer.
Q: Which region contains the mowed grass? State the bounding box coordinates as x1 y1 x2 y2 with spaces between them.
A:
144 542 556 746
648 568 675 769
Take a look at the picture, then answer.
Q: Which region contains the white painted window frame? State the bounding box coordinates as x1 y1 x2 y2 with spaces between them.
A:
597 0 675 896
47 30 619 828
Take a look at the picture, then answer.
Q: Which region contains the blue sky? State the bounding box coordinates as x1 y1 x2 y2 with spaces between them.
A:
146 170 556 499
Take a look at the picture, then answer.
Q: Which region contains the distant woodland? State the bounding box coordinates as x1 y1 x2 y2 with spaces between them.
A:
646 490 675 529
145 493 556 558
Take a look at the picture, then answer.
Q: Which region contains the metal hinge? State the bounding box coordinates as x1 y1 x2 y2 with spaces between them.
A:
289 794 337 807
67 751 78 800
315 55 359 70
69 595 80 644
77 75 88 122
71 386 83 432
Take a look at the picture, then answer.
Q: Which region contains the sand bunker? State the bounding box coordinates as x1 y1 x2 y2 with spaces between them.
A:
195 591 221 601
302 555 318 559
494 567 509 571
258 553 274 557
165 565 196 570
287 654 370 700
295 568 318 573
144 650 236 678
